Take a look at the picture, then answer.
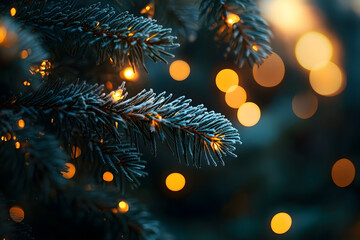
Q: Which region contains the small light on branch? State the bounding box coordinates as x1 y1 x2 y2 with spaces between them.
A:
111 89 124 102
140 3 155 18
10 8 16 17
118 201 129 213
226 13 240 26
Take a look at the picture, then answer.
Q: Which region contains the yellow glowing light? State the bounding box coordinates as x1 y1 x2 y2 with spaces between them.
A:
292 92 318 119
225 85 247 109
20 50 28 59
10 8 16 17
9 206 24 223
61 163 76 179
30 60 52 78
146 6 150 10
18 119 25 128
215 69 239 92
128 32 134 37
115 121 118 128
253 52 285 87
309 61 344 96
140 4 154 16
169 60 190 81
295 32 333 70
23 81 30 86
332 158 355 187
271 212 292 234
0 26 7 44
237 102 261 127
71 146 81 159
106 81 113 90
118 201 129 213
15 141 20 149
103 171 114 182
120 67 138 81
51 118 54 124
252 45 259 51
226 13 240 25
1 132 11 141
111 89 124 102
165 172 186 192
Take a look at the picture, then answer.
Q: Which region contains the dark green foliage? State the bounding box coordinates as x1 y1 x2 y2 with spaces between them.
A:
200 0 272 67
8 1 179 71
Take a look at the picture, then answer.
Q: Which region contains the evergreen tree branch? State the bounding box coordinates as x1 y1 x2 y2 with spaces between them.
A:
4 81 241 168
200 0 272 67
8 1 179 71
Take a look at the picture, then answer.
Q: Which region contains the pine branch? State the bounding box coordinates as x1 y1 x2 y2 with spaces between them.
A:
200 0 272 67
0 123 68 199
4 81 241 168
9 1 179 71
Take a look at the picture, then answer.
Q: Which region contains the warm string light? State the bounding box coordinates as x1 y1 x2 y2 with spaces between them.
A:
120 67 138 81
111 89 124 102
18 119 25 128
105 81 113 90
169 60 190 81
15 141 20 149
9 206 24 223
20 50 28 59
165 173 186 192
30 60 52 78
61 163 76 179
23 80 31 86
10 8 16 17
118 201 129 213
331 158 355 187
140 3 155 17
225 85 247 109
215 69 239 92
271 212 292 234
237 102 261 127
103 171 114 182
1 132 11 141
252 52 285 87
226 13 240 26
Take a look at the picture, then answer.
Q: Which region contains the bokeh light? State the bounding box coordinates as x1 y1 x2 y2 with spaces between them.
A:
292 92 318 119
252 52 285 87
61 163 76 179
309 61 344 96
216 69 239 92
0 26 7 44
169 60 190 81
165 172 186 192
237 102 261 127
15 141 20 149
120 67 138 81
225 85 247 108
226 13 240 25
271 212 292 234
103 171 114 182
71 146 81 159
118 200 129 213
332 158 355 187
10 8 16 17
295 32 333 70
18 119 25 128
9 206 24 223
20 50 28 59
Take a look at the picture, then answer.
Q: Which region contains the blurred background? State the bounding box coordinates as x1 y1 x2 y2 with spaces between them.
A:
115 0 360 239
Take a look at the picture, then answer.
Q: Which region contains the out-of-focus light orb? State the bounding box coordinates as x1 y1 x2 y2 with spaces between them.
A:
292 92 318 119
15 141 20 149
261 0 315 35
225 85 247 108
332 158 355 187
271 212 292 234
103 171 114 182
20 50 28 59
237 102 261 127
216 69 239 92
61 163 76 179
120 67 138 81
71 146 81 158
165 173 186 192
106 81 113 90
169 60 190 81
18 119 25 128
10 8 16 17
252 52 285 87
118 200 129 213
0 26 7 44
295 32 333 70
226 13 240 25
9 206 24 222
309 62 344 96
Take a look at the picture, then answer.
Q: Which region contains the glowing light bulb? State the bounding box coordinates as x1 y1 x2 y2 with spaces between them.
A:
226 13 240 25
237 102 261 127
295 32 333 70
103 171 114 182
18 119 25 128
225 85 247 109
165 173 186 192
9 206 24 223
15 141 20 149
61 163 76 179
271 212 292 234
252 52 285 87
20 50 28 59
10 8 16 17
169 60 190 81
215 69 239 92
23 81 31 86
118 201 129 213
111 89 124 102
120 67 138 81
309 61 344 96
332 158 355 187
